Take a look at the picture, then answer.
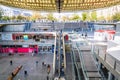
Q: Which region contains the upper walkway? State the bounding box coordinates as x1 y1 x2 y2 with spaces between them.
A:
94 43 120 79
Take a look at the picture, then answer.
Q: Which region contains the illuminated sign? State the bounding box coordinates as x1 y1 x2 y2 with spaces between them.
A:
23 35 28 40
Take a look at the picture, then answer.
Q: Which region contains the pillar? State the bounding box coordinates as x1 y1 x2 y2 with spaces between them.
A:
98 63 102 71
108 72 113 80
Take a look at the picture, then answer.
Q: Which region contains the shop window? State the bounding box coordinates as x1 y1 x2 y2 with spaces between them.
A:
44 46 47 51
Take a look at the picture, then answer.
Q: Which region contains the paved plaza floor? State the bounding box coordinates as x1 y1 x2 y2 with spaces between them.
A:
0 53 53 80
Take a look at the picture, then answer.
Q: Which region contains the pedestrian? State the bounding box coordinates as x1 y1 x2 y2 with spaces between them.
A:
44 62 46 66
57 56 59 60
24 70 27 76
47 64 50 68
85 32 87 38
47 64 51 74
47 76 49 80
81 33 83 36
42 62 44 66
36 61 38 65
10 60 13 65
56 69 58 73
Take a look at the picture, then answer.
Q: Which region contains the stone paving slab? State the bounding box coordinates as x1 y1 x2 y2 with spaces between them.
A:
0 54 53 80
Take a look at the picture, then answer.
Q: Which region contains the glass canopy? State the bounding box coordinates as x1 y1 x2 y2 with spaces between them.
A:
0 0 120 12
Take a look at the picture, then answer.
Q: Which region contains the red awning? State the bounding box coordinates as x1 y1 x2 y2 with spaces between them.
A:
95 30 105 32
106 30 116 34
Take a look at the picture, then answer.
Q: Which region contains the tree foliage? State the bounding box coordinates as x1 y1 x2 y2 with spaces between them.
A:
82 12 87 21
91 11 97 21
112 12 120 21
16 15 25 20
62 15 70 21
0 8 3 20
70 14 80 21
106 15 112 21
46 13 57 21
31 11 43 21
97 16 105 21
11 16 16 20
1 16 10 21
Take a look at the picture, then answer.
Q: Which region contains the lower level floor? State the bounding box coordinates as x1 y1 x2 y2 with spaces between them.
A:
0 54 53 80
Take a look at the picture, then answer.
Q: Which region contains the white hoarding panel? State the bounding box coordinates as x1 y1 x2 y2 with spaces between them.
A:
1 33 12 40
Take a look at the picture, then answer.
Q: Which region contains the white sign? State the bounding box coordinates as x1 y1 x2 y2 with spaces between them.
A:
1 33 12 40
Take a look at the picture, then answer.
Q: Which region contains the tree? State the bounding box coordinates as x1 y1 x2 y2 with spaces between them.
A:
46 13 57 21
70 14 81 21
61 15 70 21
97 16 105 21
0 8 3 20
16 15 25 20
112 12 120 21
106 15 112 21
25 16 31 21
1 16 10 21
82 12 87 21
31 11 43 21
86 14 91 21
91 11 97 21
11 16 16 20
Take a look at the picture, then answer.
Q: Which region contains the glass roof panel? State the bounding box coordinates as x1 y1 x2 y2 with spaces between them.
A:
0 0 120 12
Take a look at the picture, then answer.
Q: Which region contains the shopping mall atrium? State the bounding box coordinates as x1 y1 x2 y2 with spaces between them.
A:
0 0 120 80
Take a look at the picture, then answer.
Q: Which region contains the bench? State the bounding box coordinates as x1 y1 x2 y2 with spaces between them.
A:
7 65 22 80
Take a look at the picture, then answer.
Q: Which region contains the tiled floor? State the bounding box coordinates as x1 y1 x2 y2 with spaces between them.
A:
0 53 53 80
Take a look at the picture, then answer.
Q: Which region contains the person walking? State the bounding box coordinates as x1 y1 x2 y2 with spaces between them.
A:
36 61 38 66
10 60 13 65
47 76 49 80
24 70 27 76
42 62 44 66
85 32 87 38
47 64 51 74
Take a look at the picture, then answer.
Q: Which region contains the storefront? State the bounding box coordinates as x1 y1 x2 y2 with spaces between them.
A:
38 44 53 54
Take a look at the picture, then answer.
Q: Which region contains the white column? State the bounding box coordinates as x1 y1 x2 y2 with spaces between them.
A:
108 72 112 80
98 62 102 71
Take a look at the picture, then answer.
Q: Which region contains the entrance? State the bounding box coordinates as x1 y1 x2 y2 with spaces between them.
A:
38 46 52 54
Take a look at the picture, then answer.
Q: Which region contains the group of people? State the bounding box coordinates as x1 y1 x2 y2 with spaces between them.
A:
81 33 88 38
10 60 51 74
42 61 51 80
42 62 51 74
9 60 51 80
